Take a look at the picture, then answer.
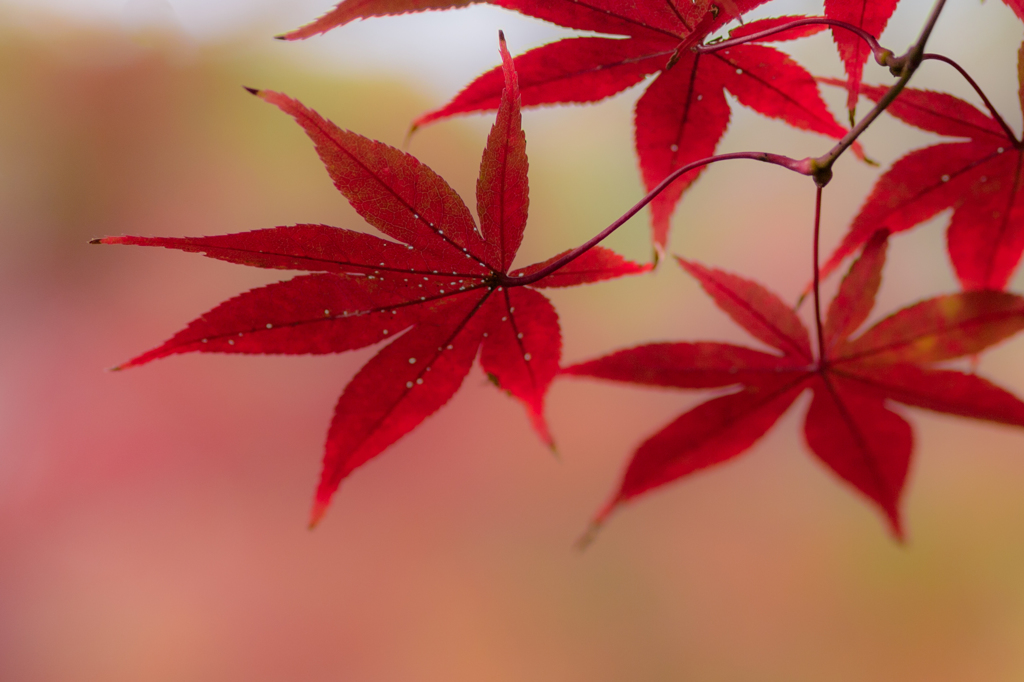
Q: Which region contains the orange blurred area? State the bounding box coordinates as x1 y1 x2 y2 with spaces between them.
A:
3 2 1024 681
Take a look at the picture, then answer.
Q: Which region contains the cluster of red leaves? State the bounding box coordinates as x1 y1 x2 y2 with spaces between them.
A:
825 0 1024 114
99 0 1024 538
97 36 646 525
286 0 854 249
821 47 1024 291
567 231 1024 536
283 0 1024 250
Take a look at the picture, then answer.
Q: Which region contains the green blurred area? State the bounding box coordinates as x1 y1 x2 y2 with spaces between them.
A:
2 3 1024 682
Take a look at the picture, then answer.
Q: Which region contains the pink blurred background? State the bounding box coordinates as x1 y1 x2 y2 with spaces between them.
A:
3 1 1024 680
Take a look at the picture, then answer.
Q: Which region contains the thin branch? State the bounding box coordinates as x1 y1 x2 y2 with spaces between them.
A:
499 151 812 287
812 185 826 364
696 17 885 61
922 53 1019 144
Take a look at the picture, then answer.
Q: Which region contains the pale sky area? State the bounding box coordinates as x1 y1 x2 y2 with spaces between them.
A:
2 0 575 95
2 0 1019 102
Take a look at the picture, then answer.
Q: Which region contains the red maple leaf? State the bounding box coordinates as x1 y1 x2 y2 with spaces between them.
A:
94 35 647 526
565 230 1024 538
820 45 1024 291
1007 0 1024 22
751 0 1018 120
282 0 849 250
280 0 483 39
824 0 899 116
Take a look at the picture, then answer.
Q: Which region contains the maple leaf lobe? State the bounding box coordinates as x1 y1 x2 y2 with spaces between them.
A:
281 0 481 40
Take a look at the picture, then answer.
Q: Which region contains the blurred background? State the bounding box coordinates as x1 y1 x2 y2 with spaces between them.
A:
3 0 1024 680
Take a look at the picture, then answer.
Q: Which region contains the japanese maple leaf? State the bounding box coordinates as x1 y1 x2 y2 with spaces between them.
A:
565 230 1024 538
94 35 646 526
824 0 898 116
820 46 1024 291
281 0 849 250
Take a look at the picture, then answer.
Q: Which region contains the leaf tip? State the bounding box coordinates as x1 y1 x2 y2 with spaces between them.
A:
403 124 419 149
574 520 603 552
110 351 148 371
308 499 329 529
110 354 147 371
889 518 906 544
497 29 517 94
410 110 435 131
797 279 813 302
575 497 619 550
673 255 698 277
525 407 557 453
885 505 907 543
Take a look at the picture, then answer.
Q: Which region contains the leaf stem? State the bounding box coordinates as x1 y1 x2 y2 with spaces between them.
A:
696 17 885 62
921 53 1020 144
499 151 812 287
811 0 948 183
812 185 826 364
